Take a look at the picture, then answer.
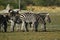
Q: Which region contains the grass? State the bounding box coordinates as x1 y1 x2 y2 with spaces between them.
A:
0 32 60 40
0 7 60 40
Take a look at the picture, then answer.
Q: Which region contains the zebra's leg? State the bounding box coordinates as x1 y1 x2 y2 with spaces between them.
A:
10 20 15 32
4 22 7 32
44 23 46 31
29 22 32 28
13 23 15 32
0 24 1 32
30 22 35 31
41 22 46 32
29 23 32 31
25 22 29 32
21 21 26 32
16 23 20 31
34 22 39 32
0 24 4 32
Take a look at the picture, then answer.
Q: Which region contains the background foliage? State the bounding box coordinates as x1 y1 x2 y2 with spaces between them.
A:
0 0 60 10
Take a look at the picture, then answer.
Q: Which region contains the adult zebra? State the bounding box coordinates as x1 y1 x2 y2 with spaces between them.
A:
0 13 9 32
8 9 22 32
20 12 51 32
35 13 51 31
19 12 44 32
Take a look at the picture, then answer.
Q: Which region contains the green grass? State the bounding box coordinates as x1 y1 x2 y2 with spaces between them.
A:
0 32 60 40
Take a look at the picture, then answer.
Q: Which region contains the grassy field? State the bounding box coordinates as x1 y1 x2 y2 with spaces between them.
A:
0 32 60 40
0 7 60 40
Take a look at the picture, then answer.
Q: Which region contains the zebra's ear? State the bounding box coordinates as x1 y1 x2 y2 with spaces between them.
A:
8 9 13 13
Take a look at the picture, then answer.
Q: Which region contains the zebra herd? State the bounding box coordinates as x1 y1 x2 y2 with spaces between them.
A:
0 9 51 32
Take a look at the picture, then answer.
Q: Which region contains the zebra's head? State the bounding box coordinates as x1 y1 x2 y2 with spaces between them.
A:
45 13 51 23
8 9 19 21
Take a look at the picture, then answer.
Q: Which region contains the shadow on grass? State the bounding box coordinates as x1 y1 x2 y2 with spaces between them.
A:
39 29 60 32
0 29 60 33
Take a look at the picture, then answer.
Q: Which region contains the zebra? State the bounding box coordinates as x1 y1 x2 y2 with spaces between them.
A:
19 12 44 32
35 13 51 31
19 12 51 32
8 9 22 32
0 13 9 32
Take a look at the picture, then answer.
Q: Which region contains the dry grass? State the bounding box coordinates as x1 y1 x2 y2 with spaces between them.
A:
27 6 60 13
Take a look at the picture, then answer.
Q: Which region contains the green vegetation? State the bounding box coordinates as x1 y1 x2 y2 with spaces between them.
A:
0 0 60 10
